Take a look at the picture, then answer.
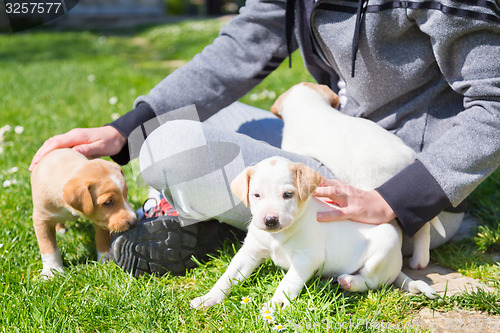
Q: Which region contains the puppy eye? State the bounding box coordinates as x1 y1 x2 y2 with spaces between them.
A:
283 191 294 199
102 199 114 207
253 193 261 198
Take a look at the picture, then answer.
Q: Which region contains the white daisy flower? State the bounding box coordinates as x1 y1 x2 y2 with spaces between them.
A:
258 91 268 99
273 323 285 331
14 126 24 134
0 125 12 136
260 304 275 316
240 296 252 305
111 113 120 121
109 96 118 105
7 167 18 174
262 312 275 324
3 180 12 188
250 93 259 101
260 305 276 324
88 74 96 82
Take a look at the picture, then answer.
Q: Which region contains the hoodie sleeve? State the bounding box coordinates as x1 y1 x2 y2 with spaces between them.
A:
134 0 290 120
377 2 500 236
108 0 291 164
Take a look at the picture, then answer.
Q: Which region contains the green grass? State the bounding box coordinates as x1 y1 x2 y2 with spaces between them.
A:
1 18 499 332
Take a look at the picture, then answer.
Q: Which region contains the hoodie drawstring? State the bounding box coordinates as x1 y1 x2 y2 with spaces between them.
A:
352 0 368 77
287 0 368 76
286 0 296 68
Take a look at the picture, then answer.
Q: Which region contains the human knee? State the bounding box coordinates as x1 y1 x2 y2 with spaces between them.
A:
139 120 247 220
141 120 209 162
138 120 210 189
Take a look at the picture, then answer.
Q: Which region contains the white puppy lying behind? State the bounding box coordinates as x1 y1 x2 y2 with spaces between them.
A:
271 82 445 270
191 157 436 309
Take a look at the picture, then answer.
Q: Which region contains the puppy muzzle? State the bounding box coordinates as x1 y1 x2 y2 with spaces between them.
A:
263 215 280 230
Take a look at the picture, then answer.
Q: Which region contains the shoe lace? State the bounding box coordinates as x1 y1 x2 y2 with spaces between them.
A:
142 197 178 218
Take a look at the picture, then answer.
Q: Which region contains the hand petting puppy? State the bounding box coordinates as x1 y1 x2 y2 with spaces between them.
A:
29 125 126 172
313 178 396 225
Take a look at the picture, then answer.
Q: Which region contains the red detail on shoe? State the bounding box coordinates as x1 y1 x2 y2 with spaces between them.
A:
143 197 179 218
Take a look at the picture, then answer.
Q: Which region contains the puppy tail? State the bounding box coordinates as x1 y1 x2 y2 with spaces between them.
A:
430 216 446 238
394 272 438 299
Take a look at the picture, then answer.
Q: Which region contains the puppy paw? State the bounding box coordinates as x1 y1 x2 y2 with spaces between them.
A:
55 223 67 234
266 292 294 309
190 297 206 309
408 280 438 299
409 253 429 270
269 296 290 309
40 270 55 280
56 228 67 235
40 267 64 279
97 251 111 263
338 274 353 290
190 294 221 309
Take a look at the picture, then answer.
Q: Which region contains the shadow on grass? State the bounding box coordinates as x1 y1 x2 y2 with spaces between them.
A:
57 219 97 267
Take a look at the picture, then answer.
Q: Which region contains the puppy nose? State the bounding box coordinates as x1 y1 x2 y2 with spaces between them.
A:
126 214 137 227
264 216 279 228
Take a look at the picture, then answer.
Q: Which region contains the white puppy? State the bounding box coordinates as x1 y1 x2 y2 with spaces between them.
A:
270 82 445 270
190 157 436 309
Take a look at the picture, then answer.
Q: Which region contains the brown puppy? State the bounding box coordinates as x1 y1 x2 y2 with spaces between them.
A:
31 148 136 277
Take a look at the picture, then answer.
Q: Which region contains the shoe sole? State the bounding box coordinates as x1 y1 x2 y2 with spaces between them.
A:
110 216 200 277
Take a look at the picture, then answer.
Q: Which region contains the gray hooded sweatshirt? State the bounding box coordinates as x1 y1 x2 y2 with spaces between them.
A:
111 0 500 236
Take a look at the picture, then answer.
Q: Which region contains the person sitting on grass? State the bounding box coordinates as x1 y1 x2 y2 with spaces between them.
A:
30 0 500 276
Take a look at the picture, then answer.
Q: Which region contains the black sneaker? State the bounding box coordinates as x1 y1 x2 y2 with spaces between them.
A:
110 197 245 277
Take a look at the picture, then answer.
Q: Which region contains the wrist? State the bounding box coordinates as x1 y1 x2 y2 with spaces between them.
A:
371 190 396 223
104 125 127 155
105 125 131 165
105 124 126 142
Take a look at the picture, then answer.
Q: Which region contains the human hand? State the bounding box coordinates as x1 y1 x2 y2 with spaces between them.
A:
29 125 127 172
312 178 396 225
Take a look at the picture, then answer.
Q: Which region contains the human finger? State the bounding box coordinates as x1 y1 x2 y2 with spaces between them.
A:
318 177 342 187
316 207 349 222
30 130 88 171
72 140 106 159
312 184 348 205
30 128 101 171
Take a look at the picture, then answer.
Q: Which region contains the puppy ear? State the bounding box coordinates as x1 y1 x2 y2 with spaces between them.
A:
270 88 291 119
290 163 323 201
63 178 94 216
302 82 340 109
230 166 255 207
